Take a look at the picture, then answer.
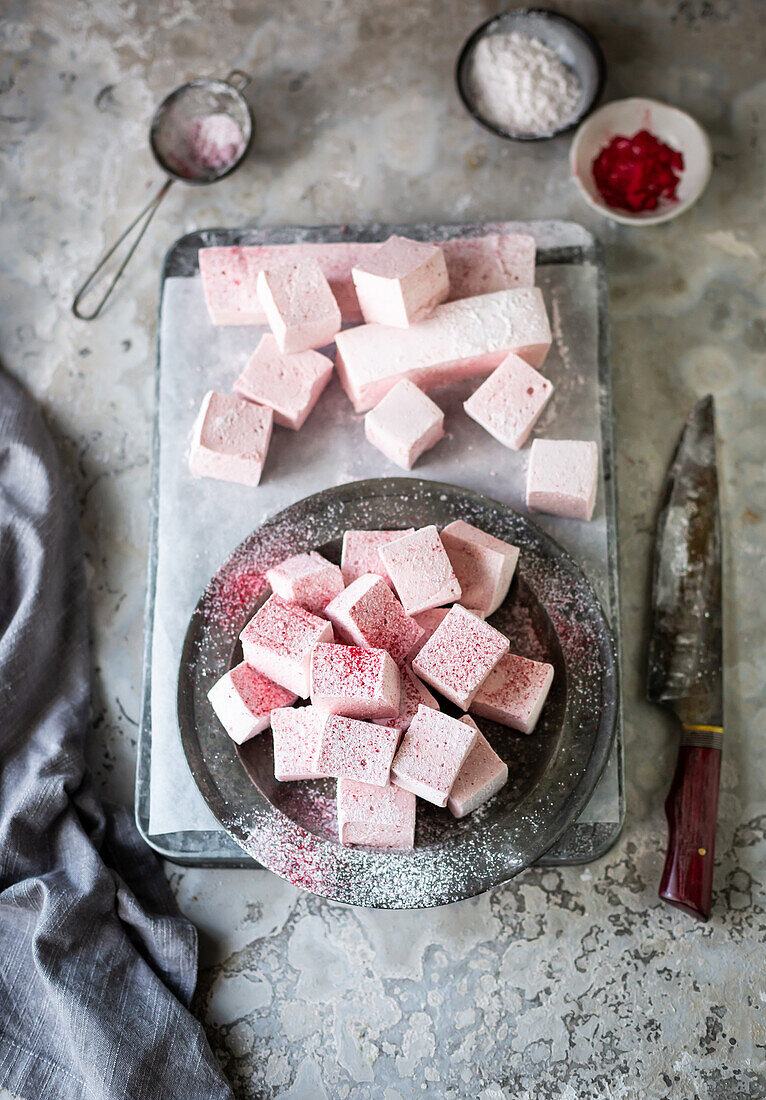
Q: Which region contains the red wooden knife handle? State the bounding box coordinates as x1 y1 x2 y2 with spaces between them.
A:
659 744 721 921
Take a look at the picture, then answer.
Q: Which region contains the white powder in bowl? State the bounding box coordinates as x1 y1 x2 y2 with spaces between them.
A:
469 30 581 136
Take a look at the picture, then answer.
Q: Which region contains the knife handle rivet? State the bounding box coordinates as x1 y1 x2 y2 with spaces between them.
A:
698 847 707 856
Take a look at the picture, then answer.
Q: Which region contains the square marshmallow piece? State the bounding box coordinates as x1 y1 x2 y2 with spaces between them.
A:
207 661 297 744
377 666 439 734
471 652 554 734
447 716 509 819
464 352 554 450
337 779 416 849
526 439 599 521
340 529 415 587
271 705 328 781
365 380 444 470
266 551 345 616
325 573 424 666
390 705 479 807
234 334 334 430
412 604 510 710
240 594 334 697
378 525 462 616
189 391 273 488
351 235 450 328
313 714 399 787
256 258 342 354
440 520 519 616
310 643 400 720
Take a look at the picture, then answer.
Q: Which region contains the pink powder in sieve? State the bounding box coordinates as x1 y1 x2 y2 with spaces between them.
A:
186 113 245 173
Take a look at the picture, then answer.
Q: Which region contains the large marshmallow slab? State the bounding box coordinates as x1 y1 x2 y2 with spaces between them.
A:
378 526 461 616
464 352 554 450
257 259 341 353
390 705 478 807
271 705 328 780
335 287 552 412
447 716 508 818
310 643 400 720
441 234 535 298
189 391 273 487
439 520 519 616
352 236 449 327
266 551 344 616
377 666 439 734
240 594 334 697
337 778 416 849
526 439 599 521
313 714 399 786
324 574 424 667
412 604 509 710
234 334 334 430
208 661 297 744
364 380 444 470
340 529 415 587
470 652 554 734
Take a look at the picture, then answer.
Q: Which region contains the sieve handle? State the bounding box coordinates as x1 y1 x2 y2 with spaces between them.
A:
225 70 251 91
71 178 174 321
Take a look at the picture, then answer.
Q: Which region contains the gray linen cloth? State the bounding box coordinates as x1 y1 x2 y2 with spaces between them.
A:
0 368 234 1100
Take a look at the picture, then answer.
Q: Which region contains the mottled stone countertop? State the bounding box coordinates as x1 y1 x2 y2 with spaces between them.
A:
2 1 765 1097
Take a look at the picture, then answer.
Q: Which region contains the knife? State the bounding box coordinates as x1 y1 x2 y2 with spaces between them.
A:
646 394 723 921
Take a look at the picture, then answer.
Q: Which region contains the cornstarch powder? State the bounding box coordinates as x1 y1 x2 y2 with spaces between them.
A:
470 31 581 135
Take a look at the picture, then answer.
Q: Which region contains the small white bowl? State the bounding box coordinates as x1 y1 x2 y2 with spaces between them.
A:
569 97 712 226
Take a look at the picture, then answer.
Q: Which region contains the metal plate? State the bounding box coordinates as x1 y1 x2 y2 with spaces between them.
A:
178 478 618 909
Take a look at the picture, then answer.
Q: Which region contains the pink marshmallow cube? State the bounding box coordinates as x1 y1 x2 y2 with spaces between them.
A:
207 661 298 745
266 551 345 616
412 604 509 710
337 778 416 849
464 352 554 451
324 574 424 667
390 705 479 807
351 235 450 328
526 439 600 521
271 705 328 781
407 608 450 660
439 520 519 616
313 714 400 787
240 594 334 697
256 258 341 354
234 334 334 430
364 380 444 470
340 529 415 587
447 716 509 819
378 525 462 616
310 643 400 720
470 652 554 734
189 391 273 488
376 665 439 734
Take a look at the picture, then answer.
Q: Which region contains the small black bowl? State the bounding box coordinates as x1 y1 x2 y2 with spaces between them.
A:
456 8 606 142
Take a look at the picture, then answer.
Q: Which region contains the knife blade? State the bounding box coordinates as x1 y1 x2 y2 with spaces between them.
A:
646 394 723 920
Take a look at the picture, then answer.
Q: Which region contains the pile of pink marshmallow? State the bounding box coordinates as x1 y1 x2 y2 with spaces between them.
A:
190 233 600 522
208 520 554 849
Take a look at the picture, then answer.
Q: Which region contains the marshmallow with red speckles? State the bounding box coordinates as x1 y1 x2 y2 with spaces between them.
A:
234 334 334 430
337 778 416 848
351 236 450 328
256 259 341 353
470 652 554 734
310 643 400 720
240 594 334 697
313 714 399 786
440 520 519 616
377 666 439 734
324 574 424 666
464 352 554 450
390 705 479 806
271 705 328 780
407 608 450 660
266 551 345 616
526 439 599 521
447 716 508 818
340 529 415 587
378 525 461 616
207 661 297 744
335 287 552 413
189 391 273 487
364 380 444 470
412 604 509 710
